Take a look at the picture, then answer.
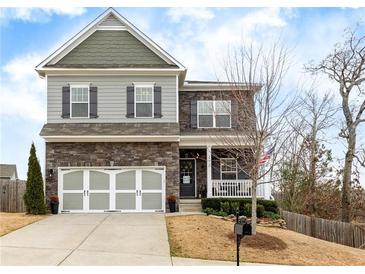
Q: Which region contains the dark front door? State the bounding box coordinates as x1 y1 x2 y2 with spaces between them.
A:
180 159 195 197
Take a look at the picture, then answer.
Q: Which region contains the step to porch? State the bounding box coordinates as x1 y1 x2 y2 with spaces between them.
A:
179 199 202 213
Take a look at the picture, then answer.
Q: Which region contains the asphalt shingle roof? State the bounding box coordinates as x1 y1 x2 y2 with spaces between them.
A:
39 123 180 136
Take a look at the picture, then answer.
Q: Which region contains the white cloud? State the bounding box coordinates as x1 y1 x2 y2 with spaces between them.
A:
166 8 215 23
0 54 46 122
0 7 86 23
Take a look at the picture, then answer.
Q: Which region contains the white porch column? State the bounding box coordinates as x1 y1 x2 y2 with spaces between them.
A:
207 145 212 197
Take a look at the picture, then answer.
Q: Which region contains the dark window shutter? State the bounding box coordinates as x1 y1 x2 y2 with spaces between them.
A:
154 86 162 118
61 86 70 118
126 86 134 118
89 86 98 118
191 99 197 128
231 100 239 128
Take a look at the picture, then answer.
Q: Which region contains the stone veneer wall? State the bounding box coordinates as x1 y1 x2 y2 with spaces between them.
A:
45 142 179 211
179 89 255 133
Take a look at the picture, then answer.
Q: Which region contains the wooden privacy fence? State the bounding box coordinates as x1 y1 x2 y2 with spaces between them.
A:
0 179 26 212
281 210 365 249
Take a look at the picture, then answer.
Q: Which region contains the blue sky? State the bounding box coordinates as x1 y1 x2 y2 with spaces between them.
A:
0 7 364 183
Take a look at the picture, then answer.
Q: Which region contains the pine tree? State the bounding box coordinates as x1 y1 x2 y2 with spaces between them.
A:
24 143 46 214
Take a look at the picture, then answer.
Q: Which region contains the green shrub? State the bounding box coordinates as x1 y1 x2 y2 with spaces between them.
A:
203 207 228 217
24 143 46 215
203 208 214 215
201 198 278 215
257 204 265 218
244 203 252 217
263 211 280 220
230 202 240 214
243 203 265 218
220 201 230 213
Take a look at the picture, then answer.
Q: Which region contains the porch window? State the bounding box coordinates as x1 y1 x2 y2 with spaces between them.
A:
70 86 89 118
220 158 237 179
197 100 231 128
135 85 153 118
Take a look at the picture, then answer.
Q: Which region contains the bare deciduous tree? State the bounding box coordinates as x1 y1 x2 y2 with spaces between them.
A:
212 42 294 234
306 28 365 222
284 87 337 214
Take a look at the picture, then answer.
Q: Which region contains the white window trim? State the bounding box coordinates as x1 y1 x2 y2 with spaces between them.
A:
220 158 237 180
70 85 90 119
134 84 154 118
197 100 231 128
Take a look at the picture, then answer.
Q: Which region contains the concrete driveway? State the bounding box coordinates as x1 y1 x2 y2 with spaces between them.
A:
0 214 172 266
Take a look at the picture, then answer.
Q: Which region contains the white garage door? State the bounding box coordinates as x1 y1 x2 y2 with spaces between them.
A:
58 167 165 213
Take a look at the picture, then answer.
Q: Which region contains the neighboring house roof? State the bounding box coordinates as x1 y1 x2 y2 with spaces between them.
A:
40 123 180 136
0 164 18 179
36 8 186 80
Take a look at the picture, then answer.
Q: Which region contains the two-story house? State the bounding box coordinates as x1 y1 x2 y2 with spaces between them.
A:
37 8 268 213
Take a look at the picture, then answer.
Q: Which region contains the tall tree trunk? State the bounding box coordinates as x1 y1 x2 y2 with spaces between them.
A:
309 127 317 215
342 130 356 222
251 177 257 235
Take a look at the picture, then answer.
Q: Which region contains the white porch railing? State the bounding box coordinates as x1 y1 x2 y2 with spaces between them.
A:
211 180 265 198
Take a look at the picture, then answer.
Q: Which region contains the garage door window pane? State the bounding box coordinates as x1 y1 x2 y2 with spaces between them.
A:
116 171 136 190
142 171 162 190
90 171 109 190
63 171 83 190
63 193 83 210
142 193 162 210
89 193 109 210
116 193 136 210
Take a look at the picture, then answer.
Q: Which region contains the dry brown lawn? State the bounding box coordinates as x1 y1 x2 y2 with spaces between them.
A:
0 212 46 236
166 215 365 266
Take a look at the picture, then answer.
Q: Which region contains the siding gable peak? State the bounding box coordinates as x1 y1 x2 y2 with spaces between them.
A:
35 8 186 77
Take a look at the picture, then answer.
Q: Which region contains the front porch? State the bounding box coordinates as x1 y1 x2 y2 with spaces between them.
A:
179 147 267 199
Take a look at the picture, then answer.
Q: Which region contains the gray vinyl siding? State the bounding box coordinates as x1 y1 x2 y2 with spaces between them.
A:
47 76 177 123
56 31 169 66
99 14 124 26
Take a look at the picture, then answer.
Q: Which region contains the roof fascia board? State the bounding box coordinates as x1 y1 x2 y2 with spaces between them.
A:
36 8 112 70
112 10 185 69
179 135 253 147
39 68 183 78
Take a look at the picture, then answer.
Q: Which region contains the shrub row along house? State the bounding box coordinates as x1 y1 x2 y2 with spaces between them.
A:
37 8 271 213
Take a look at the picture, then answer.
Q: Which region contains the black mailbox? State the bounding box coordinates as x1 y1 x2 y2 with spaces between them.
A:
234 223 244 236
235 222 252 236
243 223 252 235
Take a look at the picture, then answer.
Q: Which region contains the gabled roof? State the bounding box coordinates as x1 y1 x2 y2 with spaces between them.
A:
36 8 186 78
0 164 18 179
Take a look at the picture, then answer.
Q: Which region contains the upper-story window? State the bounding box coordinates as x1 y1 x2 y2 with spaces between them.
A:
197 100 231 128
220 158 237 179
135 85 154 118
70 86 89 118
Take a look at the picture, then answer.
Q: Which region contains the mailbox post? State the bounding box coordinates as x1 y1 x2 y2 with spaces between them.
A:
234 210 252 266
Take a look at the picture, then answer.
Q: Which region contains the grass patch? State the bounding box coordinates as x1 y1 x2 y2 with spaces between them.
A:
0 212 47 236
166 214 365 266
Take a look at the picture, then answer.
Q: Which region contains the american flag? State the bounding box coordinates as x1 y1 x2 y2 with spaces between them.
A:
259 146 274 165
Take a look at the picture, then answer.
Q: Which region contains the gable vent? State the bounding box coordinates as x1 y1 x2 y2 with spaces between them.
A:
99 14 125 27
